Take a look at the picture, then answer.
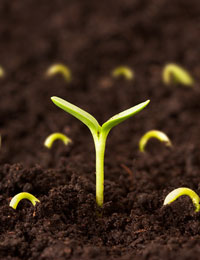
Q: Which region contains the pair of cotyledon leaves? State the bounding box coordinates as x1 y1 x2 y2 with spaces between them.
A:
51 97 150 137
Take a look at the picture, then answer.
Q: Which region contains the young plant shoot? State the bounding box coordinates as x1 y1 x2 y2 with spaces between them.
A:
46 64 71 83
112 66 134 80
44 132 72 149
9 192 40 210
164 187 200 212
163 63 194 86
0 66 5 78
139 130 172 153
51 96 150 207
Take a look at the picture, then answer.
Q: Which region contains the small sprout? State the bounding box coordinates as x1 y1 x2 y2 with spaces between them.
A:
139 130 172 153
164 187 200 212
0 66 5 77
46 64 71 83
112 66 134 80
163 63 194 86
9 192 40 210
51 96 150 207
44 132 72 149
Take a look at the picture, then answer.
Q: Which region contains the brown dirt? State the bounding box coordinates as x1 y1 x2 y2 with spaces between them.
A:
0 0 200 259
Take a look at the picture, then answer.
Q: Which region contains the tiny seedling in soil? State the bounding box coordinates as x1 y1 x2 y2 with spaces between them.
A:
162 63 194 86
139 130 172 153
46 64 71 83
112 66 134 80
9 192 40 210
44 132 72 148
51 96 150 207
0 66 5 77
164 187 200 212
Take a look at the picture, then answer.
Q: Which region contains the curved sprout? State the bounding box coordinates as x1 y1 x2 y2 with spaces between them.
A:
163 63 194 87
139 130 172 153
0 66 5 78
112 66 134 80
51 96 150 207
9 192 40 210
44 132 72 149
164 187 200 212
46 64 71 83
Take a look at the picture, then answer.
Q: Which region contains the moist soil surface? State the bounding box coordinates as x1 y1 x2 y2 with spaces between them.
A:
0 0 200 259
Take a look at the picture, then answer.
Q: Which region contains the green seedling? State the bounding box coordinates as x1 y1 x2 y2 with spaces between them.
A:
44 132 72 149
9 192 40 210
139 130 172 153
51 96 150 207
163 63 194 86
112 66 134 80
0 66 5 77
164 187 200 212
46 64 71 83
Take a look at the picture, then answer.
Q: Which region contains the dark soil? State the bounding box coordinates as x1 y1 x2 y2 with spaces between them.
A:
0 0 200 259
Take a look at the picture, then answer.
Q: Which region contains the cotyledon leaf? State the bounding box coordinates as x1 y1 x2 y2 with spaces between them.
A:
102 100 150 133
51 97 101 134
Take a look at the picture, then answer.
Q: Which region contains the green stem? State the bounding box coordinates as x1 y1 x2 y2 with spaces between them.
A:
94 131 108 207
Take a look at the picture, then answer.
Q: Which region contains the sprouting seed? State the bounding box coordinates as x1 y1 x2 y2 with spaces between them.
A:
0 66 5 78
139 130 172 153
44 132 72 149
51 96 150 207
164 187 200 212
112 66 134 80
46 64 71 83
9 192 40 210
163 63 194 86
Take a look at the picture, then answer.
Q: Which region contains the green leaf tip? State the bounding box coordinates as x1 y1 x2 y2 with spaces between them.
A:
139 130 172 153
164 187 200 212
102 100 150 133
163 63 194 87
9 192 40 210
112 66 134 80
44 132 72 149
51 96 101 134
46 63 71 83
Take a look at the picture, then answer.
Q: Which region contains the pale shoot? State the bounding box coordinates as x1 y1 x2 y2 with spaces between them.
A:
164 187 200 212
0 66 5 78
139 130 172 153
44 132 72 149
112 66 134 80
46 64 71 83
163 63 194 86
9 192 40 210
51 96 150 207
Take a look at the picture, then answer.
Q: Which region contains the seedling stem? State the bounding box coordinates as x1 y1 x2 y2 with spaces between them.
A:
46 64 71 83
51 96 149 207
164 187 200 212
112 66 134 80
9 192 40 210
163 63 194 86
139 130 172 152
44 132 72 148
0 67 4 77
